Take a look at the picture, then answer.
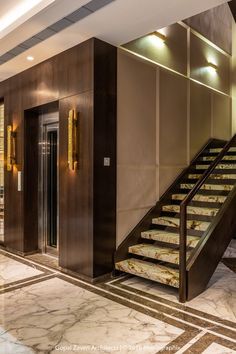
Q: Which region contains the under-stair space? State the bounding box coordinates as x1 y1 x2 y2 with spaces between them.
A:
115 138 236 302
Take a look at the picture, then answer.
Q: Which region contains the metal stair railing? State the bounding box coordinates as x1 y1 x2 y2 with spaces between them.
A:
179 134 236 303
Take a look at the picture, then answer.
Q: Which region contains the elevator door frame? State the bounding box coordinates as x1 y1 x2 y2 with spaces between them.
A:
39 114 59 257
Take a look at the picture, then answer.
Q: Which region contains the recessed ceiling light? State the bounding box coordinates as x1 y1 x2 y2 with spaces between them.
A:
27 56 34 61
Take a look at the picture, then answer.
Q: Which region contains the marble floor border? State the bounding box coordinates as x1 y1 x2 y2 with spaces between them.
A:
1 255 235 354
0 271 199 354
0 274 57 294
1 249 235 353
183 332 236 353
101 281 236 344
0 249 56 273
107 275 236 331
54 273 200 354
0 249 55 291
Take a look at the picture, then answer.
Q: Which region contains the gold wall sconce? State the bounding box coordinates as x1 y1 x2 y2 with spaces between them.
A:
207 62 218 74
153 31 167 43
7 125 16 171
150 31 167 48
68 109 78 170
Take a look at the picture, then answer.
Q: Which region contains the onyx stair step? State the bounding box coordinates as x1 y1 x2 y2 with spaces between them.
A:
153 216 210 231
188 173 236 180
180 183 234 192
171 193 226 203
141 230 200 247
200 155 236 162
129 243 190 265
195 163 236 170
162 204 219 216
209 147 236 153
115 258 179 288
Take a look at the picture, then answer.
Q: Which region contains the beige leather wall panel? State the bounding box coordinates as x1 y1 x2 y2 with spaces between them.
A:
212 93 231 140
117 50 157 246
117 166 156 211
159 69 188 166
190 81 211 159
117 51 156 165
190 33 231 95
123 23 187 75
159 166 185 197
117 208 151 246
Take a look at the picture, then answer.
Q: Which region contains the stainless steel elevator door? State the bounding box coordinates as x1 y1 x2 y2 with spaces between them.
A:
40 121 59 256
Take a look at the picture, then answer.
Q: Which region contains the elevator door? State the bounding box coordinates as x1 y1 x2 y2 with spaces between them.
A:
42 123 59 256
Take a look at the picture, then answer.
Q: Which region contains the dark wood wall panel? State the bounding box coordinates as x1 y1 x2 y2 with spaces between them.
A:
59 93 94 277
24 110 39 253
0 38 117 279
93 39 117 277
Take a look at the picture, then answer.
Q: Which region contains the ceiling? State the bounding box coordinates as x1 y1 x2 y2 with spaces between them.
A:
0 0 230 82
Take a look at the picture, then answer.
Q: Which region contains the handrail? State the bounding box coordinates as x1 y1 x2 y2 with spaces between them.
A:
179 134 236 303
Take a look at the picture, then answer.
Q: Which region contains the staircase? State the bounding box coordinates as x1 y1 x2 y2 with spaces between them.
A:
115 138 236 302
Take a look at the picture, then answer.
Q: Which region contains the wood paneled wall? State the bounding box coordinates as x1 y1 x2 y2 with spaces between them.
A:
0 38 117 280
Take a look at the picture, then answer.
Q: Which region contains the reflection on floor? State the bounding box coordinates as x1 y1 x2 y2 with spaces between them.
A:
0 241 235 354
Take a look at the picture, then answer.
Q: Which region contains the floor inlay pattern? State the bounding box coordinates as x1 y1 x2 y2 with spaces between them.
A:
0 242 235 353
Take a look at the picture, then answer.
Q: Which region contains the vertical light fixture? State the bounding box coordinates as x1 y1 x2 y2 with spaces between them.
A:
68 109 78 170
7 125 16 171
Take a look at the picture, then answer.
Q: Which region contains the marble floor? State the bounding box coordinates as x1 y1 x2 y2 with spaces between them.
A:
0 242 235 354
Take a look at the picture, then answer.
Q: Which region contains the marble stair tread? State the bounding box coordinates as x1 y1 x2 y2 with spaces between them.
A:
209 147 236 153
180 183 233 191
202 156 236 161
196 163 236 170
188 173 236 180
115 258 179 288
129 243 190 265
171 193 226 203
162 204 219 216
141 230 200 247
152 216 210 231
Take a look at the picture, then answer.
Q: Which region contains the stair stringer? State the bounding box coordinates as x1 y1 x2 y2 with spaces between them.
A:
186 186 236 301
